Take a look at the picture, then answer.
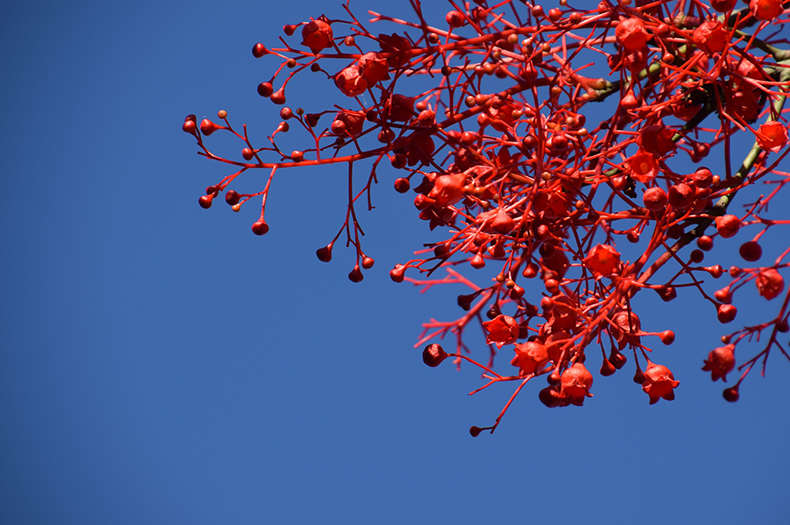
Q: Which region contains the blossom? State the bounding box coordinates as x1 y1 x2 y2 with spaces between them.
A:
547 295 578 332
692 20 728 54
301 19 333 54
609 310 641 348
756 121 789 153
358 52 390 85
750 0 784 21
428 172 465 207
584 244 621 277
559 363 594 406
335 66 368 97
715 214 740 238
331 110 365 137
406 134 435 167
382 94 415 122
511 342 548 376
482 314 520 348
756 269 785 300
490 207 515 234
628 150 659 183
378 32 413 68
702 345 736 382
643 186 668 211
616 18 649 51
637 125 676 157
641 363 680 404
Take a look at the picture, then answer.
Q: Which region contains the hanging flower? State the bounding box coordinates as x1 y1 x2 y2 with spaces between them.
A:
756 269 785 300
331 110 366 137
335 66 368 97
511 341 549 376
559 363 594 406
641 363 680 404
702 345 736 382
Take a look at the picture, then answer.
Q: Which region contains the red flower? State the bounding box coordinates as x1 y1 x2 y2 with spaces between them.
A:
547 295 578 333
382 94 416 122
406 134 435 167
727 88 763 122
331 110 365 137
559 363 594 406
378 32 413 68
511 342 549 376
715 214 740 238
482 314 520 348
358 52 390 85
750 0 784 21
628 150 659 183
756 269 785 300
641 363 680 404
335 66 368 97
301 19 333 54
702 345 735 382
584 244 621 277
490 207 515 234
643 186 668 211
609 310 641 348
692 20 728 54
637 125 677 157
428 172 466 207
616 18 649 51
756 121 788 152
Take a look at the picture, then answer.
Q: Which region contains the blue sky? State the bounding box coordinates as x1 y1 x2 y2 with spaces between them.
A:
1 1 788 523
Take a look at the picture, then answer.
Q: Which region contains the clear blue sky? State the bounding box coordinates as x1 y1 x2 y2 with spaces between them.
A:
1 1 788 523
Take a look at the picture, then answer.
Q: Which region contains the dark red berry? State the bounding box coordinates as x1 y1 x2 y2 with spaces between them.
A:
198 195 213 209
316 245 333 262
225 190 240 206
423 343 448 367
348 267 364 282
739 241 762 262
252 43 267 57
251 219 269 235
257 82 274 97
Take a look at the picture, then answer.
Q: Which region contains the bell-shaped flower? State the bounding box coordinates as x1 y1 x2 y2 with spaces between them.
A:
482 314 520 348
584 244 621 277
757 121 788 153
641 363 680 404
756 269 784 300
301 19 333 54
559 363 594 406
511 341 549 376
702 345 736 382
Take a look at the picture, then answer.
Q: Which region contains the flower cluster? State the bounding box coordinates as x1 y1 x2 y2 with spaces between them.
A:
185 1 790 434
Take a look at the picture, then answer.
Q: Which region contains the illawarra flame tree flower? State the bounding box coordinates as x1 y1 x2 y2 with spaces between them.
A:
184 1 790 435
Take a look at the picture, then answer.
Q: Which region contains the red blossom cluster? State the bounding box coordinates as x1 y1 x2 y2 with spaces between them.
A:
184 0 790 434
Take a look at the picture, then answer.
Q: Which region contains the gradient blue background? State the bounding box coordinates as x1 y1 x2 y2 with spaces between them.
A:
2 1 788 523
